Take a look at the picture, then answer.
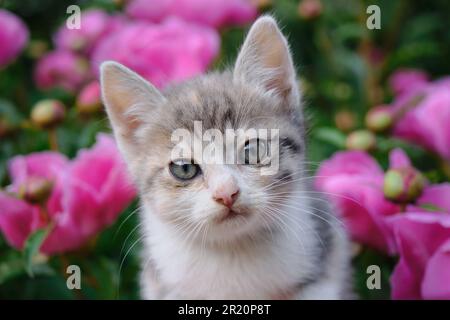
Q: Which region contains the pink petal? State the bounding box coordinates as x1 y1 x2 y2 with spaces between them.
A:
91 18 220 88
7 152 68 194
40 134 136 255
41 180 101 254
388 213 450 299
0 9 29 67
411 183 450 214
388 148 411 169
414 89 450 159
125 0 257 28
392 85 450 160
389 69 429 97
34 50 90 93
422 239 450 299
315 150 383 190
0 192 42 249
53 10 124 55
318 175 399 253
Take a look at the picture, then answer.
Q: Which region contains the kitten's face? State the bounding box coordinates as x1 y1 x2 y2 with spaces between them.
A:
133 78 304 241
101 16 305 243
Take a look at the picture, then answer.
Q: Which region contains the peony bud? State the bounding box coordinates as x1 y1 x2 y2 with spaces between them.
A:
76 81 102 115
335 110 356 132
383 168 425 203
346 130 376 151
0 118 15 137
442 160 450 180
368 47 385 67
31 99 65 129
20 177 53 204
365 106 393 132
249 0 272 9
298 0 323 20
351 242 363 258
27 39 48 59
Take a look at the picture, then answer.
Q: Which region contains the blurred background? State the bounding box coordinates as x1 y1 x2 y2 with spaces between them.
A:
0 0 449 299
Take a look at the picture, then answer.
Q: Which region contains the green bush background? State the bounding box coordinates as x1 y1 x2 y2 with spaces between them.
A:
1 0 450 299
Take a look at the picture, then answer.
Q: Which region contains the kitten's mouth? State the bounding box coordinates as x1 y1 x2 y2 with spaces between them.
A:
216 208 247 223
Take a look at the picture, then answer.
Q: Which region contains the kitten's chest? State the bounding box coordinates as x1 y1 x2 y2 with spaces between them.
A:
148 233 310 299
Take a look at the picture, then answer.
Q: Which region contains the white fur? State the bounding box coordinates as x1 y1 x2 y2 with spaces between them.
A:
139 195 350 299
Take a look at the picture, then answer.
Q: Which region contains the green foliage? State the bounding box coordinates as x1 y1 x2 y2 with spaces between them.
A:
1 0 449 299
0 202 140 299
353 248 395 300
23 226 51 277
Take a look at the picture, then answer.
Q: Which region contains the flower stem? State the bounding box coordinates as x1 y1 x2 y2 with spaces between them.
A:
441 160 450 180
39 205 50 224
48 128 59 151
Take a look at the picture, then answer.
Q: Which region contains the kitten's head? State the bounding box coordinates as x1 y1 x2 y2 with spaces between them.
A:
101 16 307 243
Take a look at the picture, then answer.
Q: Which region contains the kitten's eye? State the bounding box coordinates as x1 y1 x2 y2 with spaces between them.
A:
169 160 201 181
243 139 267 165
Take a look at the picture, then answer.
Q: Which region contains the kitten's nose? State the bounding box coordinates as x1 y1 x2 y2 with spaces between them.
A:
213 189 239 208
211 176 240 208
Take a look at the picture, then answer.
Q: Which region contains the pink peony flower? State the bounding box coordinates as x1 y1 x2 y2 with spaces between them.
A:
0 134 136 255
53 10 125 56
76 81 102 113
34 50 90 93
315 150 400 253
0 9 29 68
407 184 450 214
125 0 257 29
91 18 220 88
316 148 445 254
0 152 67 249
389 69 429 97
392 82 450 160
388 196 450 299
298 0 323 20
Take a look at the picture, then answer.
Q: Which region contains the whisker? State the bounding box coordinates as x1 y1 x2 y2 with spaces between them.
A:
262 206 308 254
118 222 142 263
270 208 327 251
113 204 142 240
259 190 364 208
265 199 346 239
117 233 146 298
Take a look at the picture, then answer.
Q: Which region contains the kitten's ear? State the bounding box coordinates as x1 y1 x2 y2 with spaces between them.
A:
100 61 165 151
234 16 299 105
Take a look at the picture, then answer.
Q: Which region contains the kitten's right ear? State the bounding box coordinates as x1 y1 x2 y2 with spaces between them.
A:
100 61 165 148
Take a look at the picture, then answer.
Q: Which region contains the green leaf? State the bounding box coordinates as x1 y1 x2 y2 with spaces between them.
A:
418 203 447 213
314 127 347 148
23 227 51 277
333 23 365 43
0 98 23 125
0 251 25 285
352 247 395 299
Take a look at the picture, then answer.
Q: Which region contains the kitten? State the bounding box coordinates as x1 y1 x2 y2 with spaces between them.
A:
100 16 352 299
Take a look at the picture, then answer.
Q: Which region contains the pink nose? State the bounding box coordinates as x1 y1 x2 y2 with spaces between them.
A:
213 189 239 208
211 176 240 208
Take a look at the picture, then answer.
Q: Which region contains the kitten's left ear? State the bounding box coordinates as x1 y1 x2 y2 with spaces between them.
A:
234 16 299 107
